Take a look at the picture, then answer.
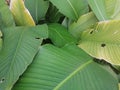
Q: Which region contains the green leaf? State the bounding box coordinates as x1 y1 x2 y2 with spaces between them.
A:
88 0 120 21
0 24 48 90
48 23 77 47
0 31 2 50
118 83 120 90
0 0 15 29
69 12 98 39
49 0 89 21
10 0 35 26
25 0 49 24
78 20 120 65
12 44 118 90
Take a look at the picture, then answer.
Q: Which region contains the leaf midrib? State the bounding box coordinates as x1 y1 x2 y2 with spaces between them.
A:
66 0 79 19
53 60 93 90
49 27 66 41
7 30 25 78
93 0 106 20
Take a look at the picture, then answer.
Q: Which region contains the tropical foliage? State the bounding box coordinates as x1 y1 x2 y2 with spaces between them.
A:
0 0 120 90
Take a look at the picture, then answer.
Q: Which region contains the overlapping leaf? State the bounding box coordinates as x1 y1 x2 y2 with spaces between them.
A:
49 0 89 20
12 44 118 90
48 24 76 47
69 12 98 39
10 0 35 26
0 25 48 90
88 0 120 21
25 0 49 24
0 0 15 29
79 20 120 65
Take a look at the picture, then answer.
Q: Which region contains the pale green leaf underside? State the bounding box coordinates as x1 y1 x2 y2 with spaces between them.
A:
13 44 118 90
50 0 89 20
0 25 48 90
79 20 120 65
69 12 98 39
88 0 120 21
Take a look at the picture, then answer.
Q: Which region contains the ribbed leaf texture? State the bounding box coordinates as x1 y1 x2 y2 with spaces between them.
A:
50 0 89 20
69 12 98 39
88 0 120 21
79 20 120 65
12 44 118 90
0 25 48 90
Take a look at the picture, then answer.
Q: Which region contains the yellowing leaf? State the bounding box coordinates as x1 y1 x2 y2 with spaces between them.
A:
78 20 120 65
10 0 35 26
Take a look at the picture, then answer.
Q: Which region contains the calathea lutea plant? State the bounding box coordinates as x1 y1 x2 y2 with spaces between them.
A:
0 0 120 90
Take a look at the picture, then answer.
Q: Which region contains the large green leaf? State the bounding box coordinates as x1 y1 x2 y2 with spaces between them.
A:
25 0 49 24
48 23 77 47
0 0 15 28
12 44 118 90
88 0 120 21
49 0 89 21
78 20 120 65
69 12 98 39
0 31 2 50
10 0 35 26
0 24 48 90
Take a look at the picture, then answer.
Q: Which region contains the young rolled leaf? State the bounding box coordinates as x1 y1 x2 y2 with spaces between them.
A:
0 0 15 29
78 20 120 65
69 12 98 39
10 0 35 26
12 44 118 90
49 0 89 21
0 25 48 90
48 24 77 47
87 0 120 21
0 31 2 50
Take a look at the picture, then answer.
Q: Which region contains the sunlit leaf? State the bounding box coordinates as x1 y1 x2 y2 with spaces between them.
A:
78 20 120 65
69 12 98 39
88 0 120 21
10 0 35 26
12 44 118 90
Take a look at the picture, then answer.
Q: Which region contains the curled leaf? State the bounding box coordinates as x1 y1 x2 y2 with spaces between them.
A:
10 0 35 26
